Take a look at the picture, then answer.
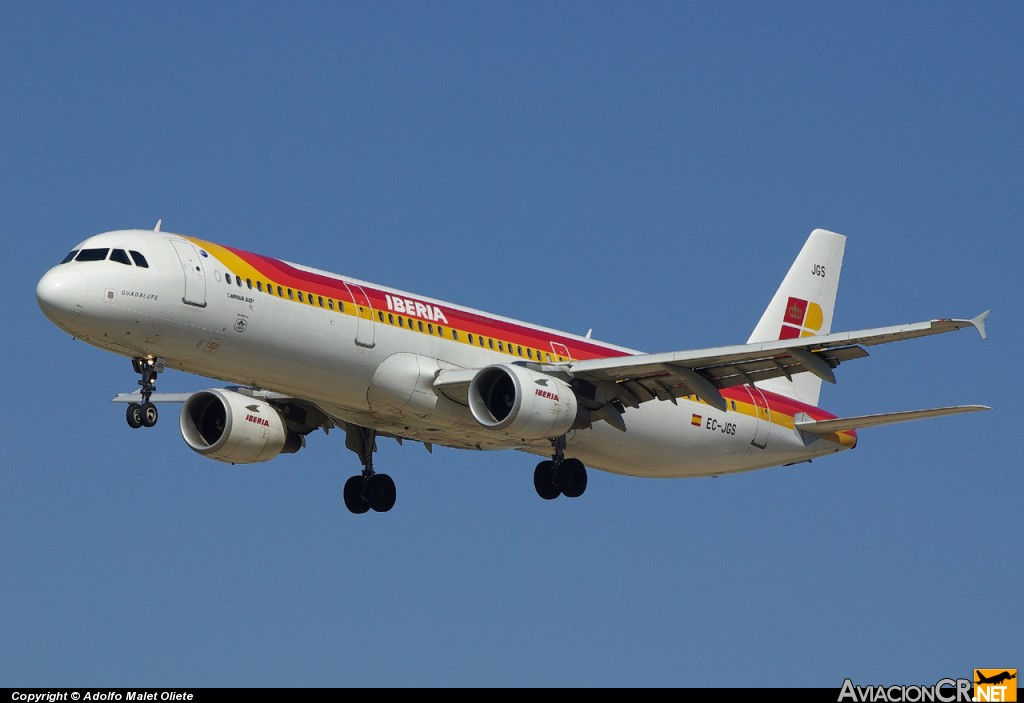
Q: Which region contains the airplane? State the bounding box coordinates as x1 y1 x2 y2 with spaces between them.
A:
976 671 1017 686
36 225 990 514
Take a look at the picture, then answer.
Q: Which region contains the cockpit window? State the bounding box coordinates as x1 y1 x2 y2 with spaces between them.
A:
110 249 132 265
76 248 109 262
60 250 79 264
129 251 149 268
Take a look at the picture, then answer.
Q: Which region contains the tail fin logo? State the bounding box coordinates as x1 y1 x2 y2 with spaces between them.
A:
974 670 1017 702
780 296 824 340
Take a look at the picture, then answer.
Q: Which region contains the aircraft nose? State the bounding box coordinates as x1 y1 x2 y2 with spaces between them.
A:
36 266 87 326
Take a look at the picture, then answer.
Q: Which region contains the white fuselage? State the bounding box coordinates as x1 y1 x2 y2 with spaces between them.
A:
36 230 854 478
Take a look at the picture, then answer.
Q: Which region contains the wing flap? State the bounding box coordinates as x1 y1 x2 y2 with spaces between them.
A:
795 405 991 434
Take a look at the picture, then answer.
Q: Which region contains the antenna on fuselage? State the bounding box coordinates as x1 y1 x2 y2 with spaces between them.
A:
154 219 162 232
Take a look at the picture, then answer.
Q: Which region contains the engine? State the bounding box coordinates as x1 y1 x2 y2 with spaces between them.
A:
467 364 586 439
179 389 303 464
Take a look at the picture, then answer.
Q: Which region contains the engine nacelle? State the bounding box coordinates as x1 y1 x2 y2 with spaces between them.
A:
467 364 583 439
179 389 303 464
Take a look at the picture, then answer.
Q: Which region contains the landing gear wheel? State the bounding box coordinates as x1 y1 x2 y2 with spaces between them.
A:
343 476 370 515
559 458 588 498
365 473 397 513
533 460 561 500
126 403 144 429
140 402 159 428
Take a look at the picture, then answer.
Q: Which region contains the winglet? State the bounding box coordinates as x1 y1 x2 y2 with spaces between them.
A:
970 310 990 340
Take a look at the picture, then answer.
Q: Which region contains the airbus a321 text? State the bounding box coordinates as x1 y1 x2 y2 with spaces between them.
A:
36 225 990 514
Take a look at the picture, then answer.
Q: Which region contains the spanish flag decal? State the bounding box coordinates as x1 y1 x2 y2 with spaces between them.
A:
691 414 702 427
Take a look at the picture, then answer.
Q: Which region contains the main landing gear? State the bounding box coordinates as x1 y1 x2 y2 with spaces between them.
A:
125 357 164 429
342 425 397 514
533 436 588 501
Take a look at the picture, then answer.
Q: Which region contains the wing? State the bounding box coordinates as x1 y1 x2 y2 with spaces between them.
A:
112 386 299 405
566 311 989 412
112 386 337 436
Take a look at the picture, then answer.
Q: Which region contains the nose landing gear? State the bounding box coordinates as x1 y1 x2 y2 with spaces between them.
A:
125 357 164 429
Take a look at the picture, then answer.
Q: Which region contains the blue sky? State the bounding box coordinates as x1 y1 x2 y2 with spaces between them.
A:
2 2 1020 688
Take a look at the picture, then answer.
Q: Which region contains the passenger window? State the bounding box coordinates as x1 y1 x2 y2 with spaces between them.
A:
297 292 304 302
329 299 335 310
236 277 242 287
453 330 459 341
468 334 475 345
418 320 424 332
516 345 522 356
398 317 404 328
527 348 533 359
277 286 284 297
498 342 504 352
287 289 294 299
488 339 494 349
257 281 263 292
76 248 109 262
225 274 232 285
545 353 551 362
129 251 149 268
318 296 324 307
437 326 444 336
246 279 253 289
60 250 79 264
428 324 434 334
388 314 394 324
109 249 132 265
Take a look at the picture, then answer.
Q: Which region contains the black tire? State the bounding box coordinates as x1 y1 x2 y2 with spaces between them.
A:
533 460 561 500
343 475 370 515
141 402 159 428
559 458 588 498
126 403 144 429
366 473 397 513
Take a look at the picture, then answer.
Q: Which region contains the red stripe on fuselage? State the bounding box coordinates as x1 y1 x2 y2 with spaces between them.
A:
218 242 622 359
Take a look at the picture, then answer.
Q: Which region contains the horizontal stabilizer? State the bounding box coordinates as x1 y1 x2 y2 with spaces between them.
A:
795 405 991 435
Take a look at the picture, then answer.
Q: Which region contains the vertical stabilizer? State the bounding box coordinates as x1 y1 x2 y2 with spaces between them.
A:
747 229 846 406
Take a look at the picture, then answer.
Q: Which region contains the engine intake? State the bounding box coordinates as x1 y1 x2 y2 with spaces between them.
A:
179 389 303 464
468 364 584 439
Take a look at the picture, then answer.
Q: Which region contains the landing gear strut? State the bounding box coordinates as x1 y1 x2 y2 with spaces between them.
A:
125 357 164 429
534 436 588 500
342 425 397 514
